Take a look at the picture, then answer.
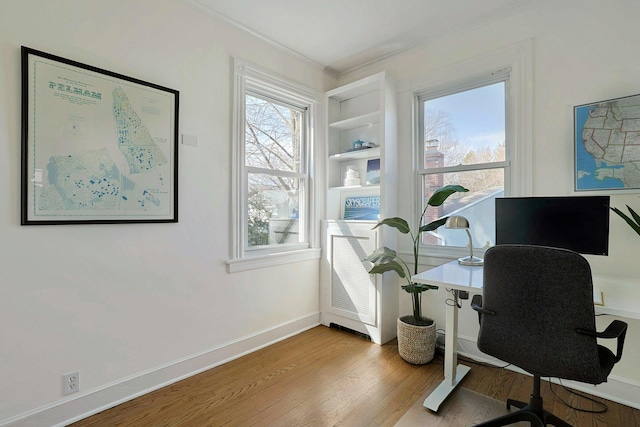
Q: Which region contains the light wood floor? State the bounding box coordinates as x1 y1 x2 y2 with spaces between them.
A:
71 326 640 426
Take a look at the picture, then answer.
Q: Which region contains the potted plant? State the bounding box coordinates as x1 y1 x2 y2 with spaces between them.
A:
366 184 468 364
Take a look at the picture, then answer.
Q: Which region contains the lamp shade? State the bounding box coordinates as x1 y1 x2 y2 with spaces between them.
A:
445 215 470 229
445 215 483 266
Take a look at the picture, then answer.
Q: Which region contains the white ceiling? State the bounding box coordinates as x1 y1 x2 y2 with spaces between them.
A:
185 0 532 74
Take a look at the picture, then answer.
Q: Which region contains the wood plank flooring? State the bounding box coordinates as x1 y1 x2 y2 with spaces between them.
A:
70 326 640 426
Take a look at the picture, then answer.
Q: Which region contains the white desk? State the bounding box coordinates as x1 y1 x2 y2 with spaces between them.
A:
411 260 484 412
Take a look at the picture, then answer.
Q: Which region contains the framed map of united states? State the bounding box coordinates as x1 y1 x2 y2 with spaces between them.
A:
575 93 640 192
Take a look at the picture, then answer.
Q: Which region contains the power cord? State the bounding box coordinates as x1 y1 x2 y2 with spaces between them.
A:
436 328 511 369
547 378 609 414
462 354 609 414
458 354 608 414
461 355 609 414
458 354 512 370
445 288 461 308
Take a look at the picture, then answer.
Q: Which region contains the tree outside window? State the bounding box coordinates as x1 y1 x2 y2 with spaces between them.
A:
419 80 509 249
244 93 307 249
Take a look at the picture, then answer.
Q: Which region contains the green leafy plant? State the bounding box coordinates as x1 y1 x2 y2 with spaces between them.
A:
611 205 640 236
365 184 469 326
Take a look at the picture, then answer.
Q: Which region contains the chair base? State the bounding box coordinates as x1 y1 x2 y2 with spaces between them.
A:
474 375 572 427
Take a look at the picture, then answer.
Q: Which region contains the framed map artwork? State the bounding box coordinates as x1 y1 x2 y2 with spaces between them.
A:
575 93 640 191
21 47 179 224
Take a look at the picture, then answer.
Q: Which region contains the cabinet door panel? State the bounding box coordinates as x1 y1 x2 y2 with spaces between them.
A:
329 231 377 326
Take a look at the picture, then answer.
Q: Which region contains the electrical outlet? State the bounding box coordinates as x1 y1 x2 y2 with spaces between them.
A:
63 371 80 395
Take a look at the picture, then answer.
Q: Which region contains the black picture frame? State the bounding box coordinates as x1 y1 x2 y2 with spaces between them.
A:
574 93 640 192
21 46 179 224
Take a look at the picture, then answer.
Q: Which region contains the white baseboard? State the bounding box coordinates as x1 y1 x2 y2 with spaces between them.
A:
456 335 640 411
1 313 321 427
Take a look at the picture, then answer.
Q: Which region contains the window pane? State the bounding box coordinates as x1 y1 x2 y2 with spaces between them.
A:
423 82 505 167
422 169 504 248
247 172 301 247
245 94 302 172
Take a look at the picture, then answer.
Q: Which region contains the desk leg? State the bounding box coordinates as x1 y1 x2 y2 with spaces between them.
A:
423 291 471 412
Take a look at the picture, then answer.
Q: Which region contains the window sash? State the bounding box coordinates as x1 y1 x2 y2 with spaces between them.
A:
394 40 532 265
243 96 309 252
418 160 510 176
230 59 317 266
245 170 307 248
244 92 306 174
246 88 308 113
416 75 510 249
247 166 307 179
416 68 510 104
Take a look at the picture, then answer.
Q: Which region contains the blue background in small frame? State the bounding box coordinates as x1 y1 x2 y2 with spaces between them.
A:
343 196 380 220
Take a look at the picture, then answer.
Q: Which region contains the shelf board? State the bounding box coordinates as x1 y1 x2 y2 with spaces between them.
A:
328 184 380 191
329 146 380 161
329 111 380 130
326 72 384 101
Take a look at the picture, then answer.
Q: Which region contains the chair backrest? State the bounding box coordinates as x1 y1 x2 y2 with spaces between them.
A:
478 244 604 384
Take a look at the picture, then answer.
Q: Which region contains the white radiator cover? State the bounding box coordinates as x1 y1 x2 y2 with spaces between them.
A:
320 220 399 344
330 233 377 326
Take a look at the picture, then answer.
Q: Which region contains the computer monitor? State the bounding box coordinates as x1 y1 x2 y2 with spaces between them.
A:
495 195 610 256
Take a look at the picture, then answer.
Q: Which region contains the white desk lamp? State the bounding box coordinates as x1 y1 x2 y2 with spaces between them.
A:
445 215 484 266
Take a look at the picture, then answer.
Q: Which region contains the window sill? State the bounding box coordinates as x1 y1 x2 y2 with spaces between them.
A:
226 247 321 273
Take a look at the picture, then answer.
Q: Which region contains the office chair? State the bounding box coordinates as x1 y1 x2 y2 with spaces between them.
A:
471 244 627 427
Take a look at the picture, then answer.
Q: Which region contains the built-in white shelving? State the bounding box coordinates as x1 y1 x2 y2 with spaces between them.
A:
320 72 399 345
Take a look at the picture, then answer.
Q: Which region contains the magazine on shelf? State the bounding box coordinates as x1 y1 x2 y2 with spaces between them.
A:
342 194 380 220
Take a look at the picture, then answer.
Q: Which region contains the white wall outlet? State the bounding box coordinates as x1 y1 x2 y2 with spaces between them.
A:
63 371 80 395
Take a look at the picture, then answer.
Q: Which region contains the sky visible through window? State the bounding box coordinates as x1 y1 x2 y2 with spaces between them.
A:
426 82 505 152
421 81 506 249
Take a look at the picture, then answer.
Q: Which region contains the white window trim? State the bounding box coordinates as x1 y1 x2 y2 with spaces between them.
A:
416 70 512 198
397 39 533 265
227 58 321 273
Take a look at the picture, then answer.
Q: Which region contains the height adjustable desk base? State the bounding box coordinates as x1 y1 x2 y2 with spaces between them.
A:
411 261 483 413
423 364 471 411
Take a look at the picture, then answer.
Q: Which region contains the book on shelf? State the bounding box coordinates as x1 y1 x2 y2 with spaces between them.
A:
342 195 380 220
366 158 380 185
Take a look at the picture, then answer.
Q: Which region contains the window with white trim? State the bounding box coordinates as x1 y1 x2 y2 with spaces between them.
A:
229 61 318 271
417 72 511 250
396 41 532 262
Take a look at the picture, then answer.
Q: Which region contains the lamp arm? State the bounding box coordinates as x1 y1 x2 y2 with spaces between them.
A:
465 228 474 259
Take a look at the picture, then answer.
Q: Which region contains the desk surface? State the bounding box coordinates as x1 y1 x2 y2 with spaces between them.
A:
412 260 484 292
412 260 640 319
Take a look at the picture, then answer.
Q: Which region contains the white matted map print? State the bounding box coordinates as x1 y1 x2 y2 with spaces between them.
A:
21 47 179 224
575 94 640 191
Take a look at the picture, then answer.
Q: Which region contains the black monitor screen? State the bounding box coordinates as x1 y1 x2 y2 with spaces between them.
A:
495 196 610 256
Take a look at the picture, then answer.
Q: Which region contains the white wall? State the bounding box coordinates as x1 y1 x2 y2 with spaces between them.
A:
341 0 640 406
0 0 335 424
5 0 640 422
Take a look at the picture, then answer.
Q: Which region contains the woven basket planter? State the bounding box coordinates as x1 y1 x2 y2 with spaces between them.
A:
397 316 436 364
